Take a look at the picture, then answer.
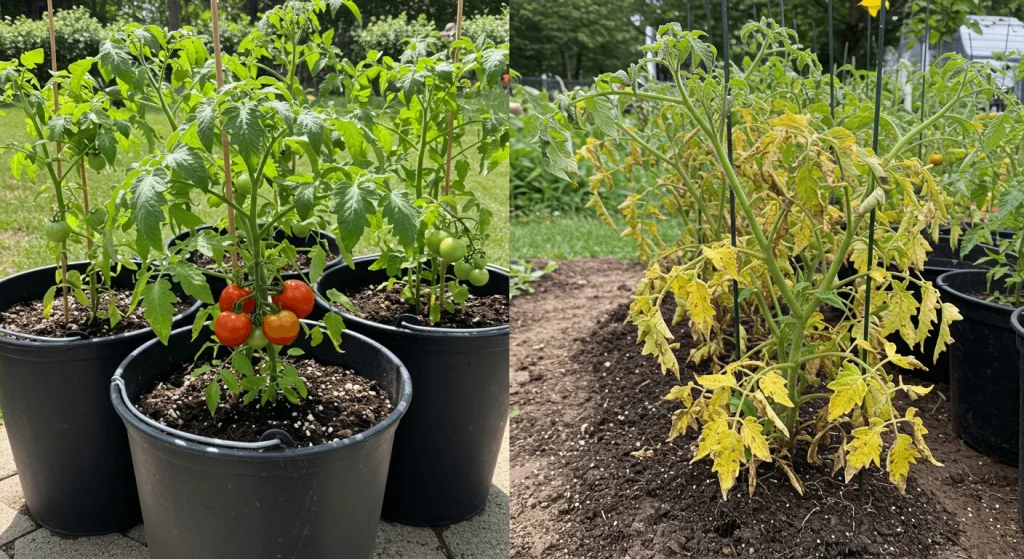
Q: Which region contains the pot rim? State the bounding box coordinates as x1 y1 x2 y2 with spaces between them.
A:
936 269 1016 313
0 262 202 349
314 254 510 339
110 320 413 460
1012 306 1024 339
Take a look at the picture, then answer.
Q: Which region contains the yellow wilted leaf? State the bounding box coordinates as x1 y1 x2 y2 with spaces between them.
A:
916 283 940 349
767 110 811 130
906 407 943 466
863 376 893 420
741 417 772 462
827 363 868 421
934 302 962 363
886 433 920 495
668 407 697 440
702 244 741 281
711 427 745 500
686 279 715 339
758 371 794 407
844 418 885 482
752 391 790 438
696 372 738 390
665 384 694 405
884 341 925 370
880 284 919 341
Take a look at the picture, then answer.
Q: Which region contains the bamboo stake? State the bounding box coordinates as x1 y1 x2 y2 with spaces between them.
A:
46 0 70 324
210 0 239 269
439 0 466 315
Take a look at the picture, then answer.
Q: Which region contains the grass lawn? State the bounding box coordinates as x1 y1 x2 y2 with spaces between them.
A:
0 105 508 277
511 214 684 261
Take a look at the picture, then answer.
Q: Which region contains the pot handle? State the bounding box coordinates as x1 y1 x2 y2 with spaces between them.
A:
111 377 287 451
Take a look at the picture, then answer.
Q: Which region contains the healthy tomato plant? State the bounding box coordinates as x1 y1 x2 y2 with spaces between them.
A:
327 32 509 324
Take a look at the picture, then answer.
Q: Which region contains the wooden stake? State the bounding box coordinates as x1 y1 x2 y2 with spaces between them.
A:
46 0 70 324
210 0 239 269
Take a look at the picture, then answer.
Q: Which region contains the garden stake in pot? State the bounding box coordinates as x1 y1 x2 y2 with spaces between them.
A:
46 0 70 325
720 0 741 358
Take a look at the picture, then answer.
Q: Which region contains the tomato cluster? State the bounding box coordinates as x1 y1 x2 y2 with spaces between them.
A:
213 280 315 349
425 230 490 287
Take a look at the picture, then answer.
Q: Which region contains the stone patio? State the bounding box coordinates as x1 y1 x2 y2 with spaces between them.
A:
0 427 509 558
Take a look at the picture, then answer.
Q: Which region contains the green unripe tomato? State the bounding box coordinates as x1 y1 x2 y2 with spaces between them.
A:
439 237 467 262
246 328 269 350
234 173 252 196
472 256 487 270
454 261 473 280
292 222 312 238
425 230 446 254
44 220 72 243
87 153 107 172
468 268 489 287
207 194 225 208
84 207 107 231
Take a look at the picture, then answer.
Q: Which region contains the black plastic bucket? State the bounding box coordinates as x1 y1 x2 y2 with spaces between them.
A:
894 237 1009 383
1012 307 1024 533
0 263 200 535
937 269 1019 465
110 321 412 558
315 255 510 526
166 225 340 310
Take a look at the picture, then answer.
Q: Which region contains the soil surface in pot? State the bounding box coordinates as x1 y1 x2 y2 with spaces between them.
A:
0 288 192 339
190 246 338 273
136 358 392 446
511 258 1021 559
340 283 509 329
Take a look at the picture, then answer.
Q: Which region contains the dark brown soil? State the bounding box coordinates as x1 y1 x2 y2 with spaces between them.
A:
510 259 1021 559
342 284 509 329
136 358 392 446
189 247 337 273
0 288 192 339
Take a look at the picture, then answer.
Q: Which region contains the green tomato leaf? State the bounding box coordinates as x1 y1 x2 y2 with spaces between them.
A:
164 262 213 304
141 278 179 344
165 143 210 189
332 178 376 251
381 190 419 250
130 168 169 255
205 380 221 416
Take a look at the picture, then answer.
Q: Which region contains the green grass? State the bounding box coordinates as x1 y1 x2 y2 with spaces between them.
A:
511 214 685 261
0 106 509 276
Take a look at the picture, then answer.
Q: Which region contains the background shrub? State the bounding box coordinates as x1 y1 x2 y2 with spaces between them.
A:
461 7 509 46
0 7 107 79
352 12 439 61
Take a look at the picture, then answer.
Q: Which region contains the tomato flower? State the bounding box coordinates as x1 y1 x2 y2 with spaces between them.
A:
859 0 889 17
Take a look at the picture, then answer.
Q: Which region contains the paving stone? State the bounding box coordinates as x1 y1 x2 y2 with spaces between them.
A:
0 431 17 480
0 501 35 546
494 426 509 494
442 485 509 559
14 531 146 559
0 476 24 513
374 521 445 559
122 525 145 546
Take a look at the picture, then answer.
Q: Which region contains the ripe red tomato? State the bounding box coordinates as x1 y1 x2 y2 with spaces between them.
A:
219 284 256 314
262 310 300 345
215 312 253 347
272 280 315 319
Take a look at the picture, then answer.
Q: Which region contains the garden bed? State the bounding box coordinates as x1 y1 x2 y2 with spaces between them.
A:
510 259 1022 558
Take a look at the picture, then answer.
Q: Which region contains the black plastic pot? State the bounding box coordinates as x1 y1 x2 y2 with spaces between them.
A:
166 225 340 312
1012 307 1024 533
937 269 1019 465
314 255 510 526
110 321 412 559
893 237 1010 383
0 263 201 535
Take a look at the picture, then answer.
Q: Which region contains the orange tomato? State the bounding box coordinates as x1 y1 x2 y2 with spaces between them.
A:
262 310 300 346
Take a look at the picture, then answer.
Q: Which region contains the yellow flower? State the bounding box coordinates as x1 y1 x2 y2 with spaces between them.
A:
859 0 890 17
